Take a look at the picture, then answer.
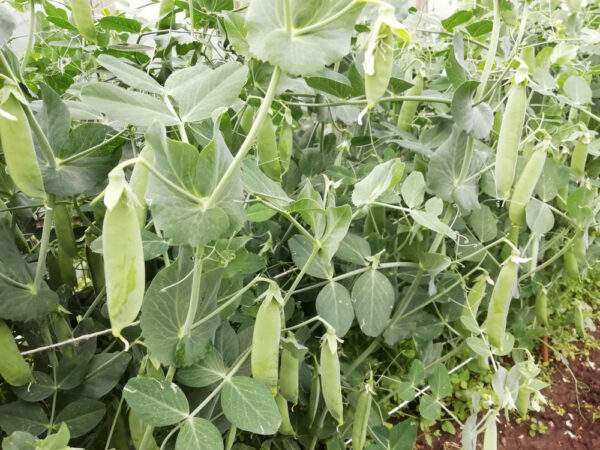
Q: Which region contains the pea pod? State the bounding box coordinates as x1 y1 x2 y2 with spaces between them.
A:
516 387 530 417
397 75 424 131
0 320 31 386
157 0 175 29
573 231 587 268
103 168 145 338
256 115 280 180
308 361 320 426
495 82 527 200
564 248 579 279
275 394 295 436
278 122 293 174
508 147 546 227
240 106 255 135
535 288 548 327
571 140 588 179
51 312 75 358
57 246 77 287
54 203 78 257
279 336 303 405
71 0 97 43
365 24 394 109
574 305 586 338
486 257 518 352
461 272 488 325
352 377 373 450
251 296 281 395
0 94 46 200
320 331 344 426
129 145 155 228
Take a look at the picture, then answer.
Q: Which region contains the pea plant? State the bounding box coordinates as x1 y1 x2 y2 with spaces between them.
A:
0 0 598 448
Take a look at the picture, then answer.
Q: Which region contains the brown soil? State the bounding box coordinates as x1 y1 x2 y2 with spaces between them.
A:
416 330 600 449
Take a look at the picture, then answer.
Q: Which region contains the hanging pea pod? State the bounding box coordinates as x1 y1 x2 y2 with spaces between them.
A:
320 330 344 426
365 24 394 109
516 387 530 417
57 246 77 287
0 94 46 200
71 0 98 43
240 106 255 135
0 320 31 386
461 271 489 326
308 361 321 427
508 146 546 227
397 75 424 131
574 304 586 338
352 375 374 450
571 139 589 179
535 288 548 327
486 256 519 352
129 145 155 228
495 82 527 200
564 247 579 280
54 203 78 257
256 115 280 180
278 122 293 174
279 333 306 405
275 394 295 436
251 293 281 395
51 312 75 358
103 168 145 338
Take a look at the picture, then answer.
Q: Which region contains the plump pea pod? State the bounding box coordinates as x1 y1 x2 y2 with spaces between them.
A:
279 348 299 405
275 394 295 436
0 94 46 200
103 168 145 338
477 355 490 371
71 0 97 43
308 361 321 427
516 387 530 417
51 312 75 358
397 75 424 131
508 147 547 227
535 288 548 327
54 203 78 257
486 257 518 352
157 0 175 29
563 248 579 279
278 122 293 174
129 145 155 228
240 106 255 135
573 231 587 268
574 305 586 338
320 331 344 426
556 185 568 211
461 272 488 325
256 115 280 180
483 412 498 450
251 296 281 395
58 246 77 287
571 140 588 179
495 82 527 200
352 378 373 450
0 320 31 386
529 234 540 273
365 24 394 109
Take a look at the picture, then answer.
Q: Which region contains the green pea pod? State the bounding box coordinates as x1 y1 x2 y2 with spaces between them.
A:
495 82 527 200
397 75 424 131
486 257 518 352
556 184 569 211
240 106 255 135
477 355 490 371
365 24 394 109
320 332 344 426
571 140 588 179
129 410 159 450
462 272 488 325
515 387 530 417
129 145 155 228
278 122 293 174
529 234 540 273
508 147 546 227
251 297 281 395
51 312 75 358
103 168 145 338
535 288 548 327
564 248 579 279
257 115 280 180
157 0 175 29
483 412 498 450
71 0 97 43
574 305 586 338
58 246 77 287
352 378 373 450
0 94 46 200
0 320 31 386
85 235 105 294
54 203 78 257
308 362 320 427
573 231 587 268
279 347 299 405
275 394 295 436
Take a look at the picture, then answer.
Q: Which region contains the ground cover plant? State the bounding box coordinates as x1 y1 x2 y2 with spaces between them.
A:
0 0 599 448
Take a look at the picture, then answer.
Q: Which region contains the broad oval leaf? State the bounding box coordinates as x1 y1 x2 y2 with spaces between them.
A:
316 282 354 337
97 54 164 94
55 399 106 438
123 377 189 427
351 270 395 337
176 417 224 450
0 401 48 436
352 159 404 207
525 199 554 235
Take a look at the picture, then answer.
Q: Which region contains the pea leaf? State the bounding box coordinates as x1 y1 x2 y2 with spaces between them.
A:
468 205 498 242
97 54 164 94
563 75 592 105
176 346 227 388
419 394 441 421
123 378 189 427
176 418 224 450
305 69 354 98
428 364 451 398
351 270 395 337
316 282 354 337
451 81 493 139
352 159 405 206
401 171 426 208
0 402 48 436
441 10 473 31
334 233 371 265
289 234 332 279
390 420 418 450
54 399 105 438
525 199 554 235
73 352 132 399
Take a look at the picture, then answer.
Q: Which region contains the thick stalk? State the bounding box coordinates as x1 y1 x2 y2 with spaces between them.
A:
33 195 55 292
21 0 35 73
180 247 204 339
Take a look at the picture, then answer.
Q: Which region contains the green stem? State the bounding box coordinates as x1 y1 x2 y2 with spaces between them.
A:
207 66 282 208
282 244 320 305
519 235 576 282
58 129 128 165
348 337 382 373
282 95 452 108
81 287 106 320
0 272 30 290
33 195 55 293
23 106 57 168
260 199 318 246
180 247 204 339
21 0 35 73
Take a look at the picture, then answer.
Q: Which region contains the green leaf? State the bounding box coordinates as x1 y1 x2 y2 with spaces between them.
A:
0 401 48 436
334 232 371 265
3 431 37 450
305 69 353 98
289 234 332 279
466 336 493 358
351 270 395 337
352 159 405 206
176 346 227 388
318 205 351 263
246 203 277 222
420 253 451 277
563 75 592 104
390 420 418 450
446 35 467 87
441 10 473 31
316 282 354 337
468 205 498 243
98 16 142 33
97 54 164 94
429 364 451 398
534 158 570 202
0 6 16 44
401 171 426 208
80 83 178 127
410 210 457 240
245 0 363 76
123 378 189 427
223 11 250 55
55 399 105 438
525 199 554 235
74 352 132 398
55 357 89 390
451 81 493 139
241 159 293 208
466 20 493 36
91 229 169 261
419 394 441 421
409 360 425 385
13 371 55 402
221 376 281 435
567 186 595 227
176 418 224 450
142 257 221 366
165 62 248 123
40 423 70 450
37 84 70 152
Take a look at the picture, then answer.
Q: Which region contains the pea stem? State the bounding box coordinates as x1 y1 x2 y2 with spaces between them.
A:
21 0 35 73
280 95 452 108
58 129 128 165
260 199 318 246
207 66 282 209
33 195 55 293
0 272 31 290
283 244 320 305
180 247 204 341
